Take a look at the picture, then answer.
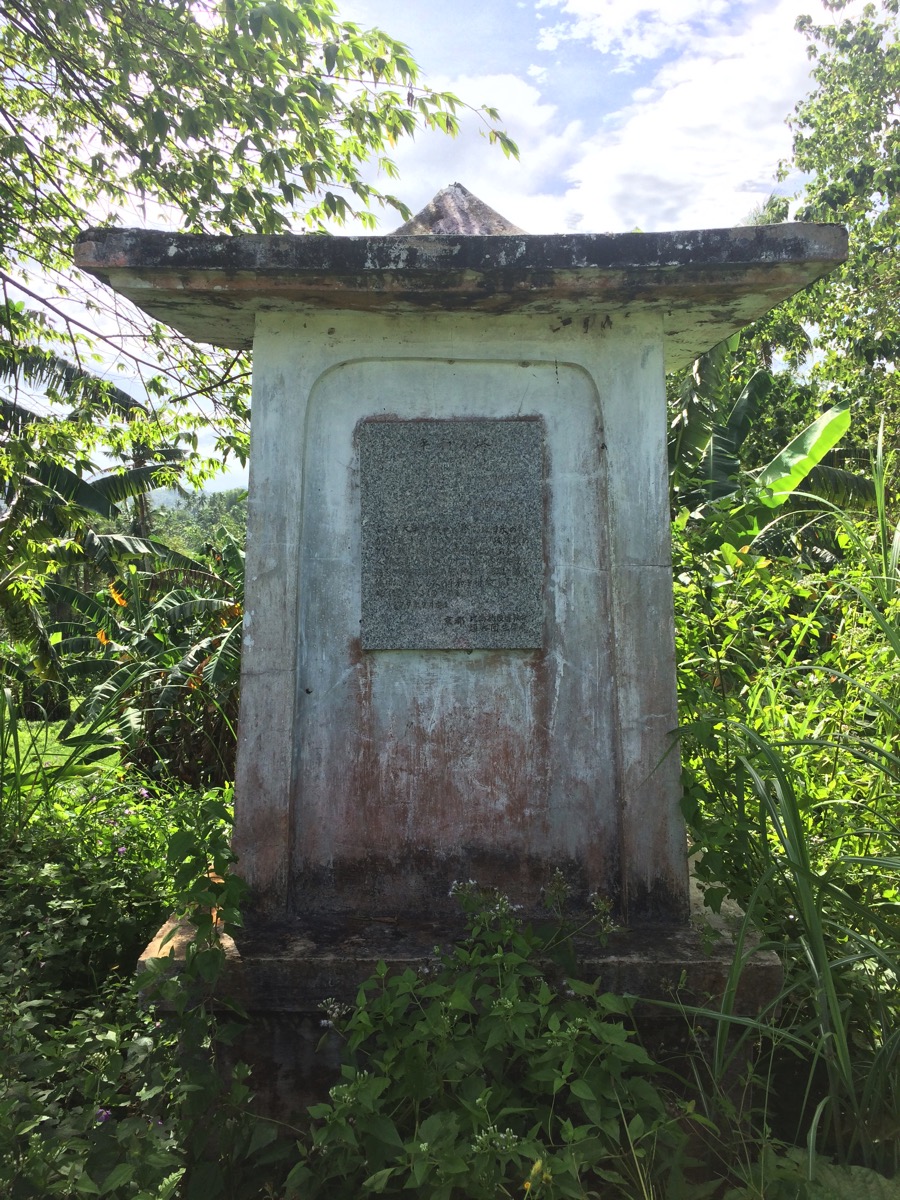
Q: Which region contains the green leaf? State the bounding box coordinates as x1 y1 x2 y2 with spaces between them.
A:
31 462 118 518
74 1174 102 1196
362 1168 395 1193
569 1078 597 1102
363 1115 404 1149
564 978 597 996
247 1118 278 1157
101 1163 134 1194
168 828 198 864
722 370 773 456
447 988 476 1013
90 462 184 506
626 1113 645 1141
809 1161 900 1199
756 400 851 507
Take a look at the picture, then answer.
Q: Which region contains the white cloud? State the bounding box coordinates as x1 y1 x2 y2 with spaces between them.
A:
535 0 738 62
534 0 872 232
339 0 875 236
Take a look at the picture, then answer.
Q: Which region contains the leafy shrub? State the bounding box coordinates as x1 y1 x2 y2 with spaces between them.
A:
287 883 692 1199
53 533 245 788
0 783 176 1197
674 506 900 1174
0 980 187 1199
0 778 287 1200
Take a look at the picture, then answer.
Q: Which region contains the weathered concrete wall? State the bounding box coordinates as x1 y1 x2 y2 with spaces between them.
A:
74 222 848 370
233 308 686 929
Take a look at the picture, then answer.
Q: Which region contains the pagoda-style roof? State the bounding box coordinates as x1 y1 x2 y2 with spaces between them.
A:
74 189 846 370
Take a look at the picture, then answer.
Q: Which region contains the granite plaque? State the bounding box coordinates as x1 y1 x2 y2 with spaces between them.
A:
359 418 545 650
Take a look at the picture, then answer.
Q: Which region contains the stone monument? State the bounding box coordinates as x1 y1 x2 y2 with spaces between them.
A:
76 183 846 1104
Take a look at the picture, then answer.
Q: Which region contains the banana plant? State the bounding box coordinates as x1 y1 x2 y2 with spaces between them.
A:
756 400 851 507
0 339 186 677
50 532 244 787
669 335 870 526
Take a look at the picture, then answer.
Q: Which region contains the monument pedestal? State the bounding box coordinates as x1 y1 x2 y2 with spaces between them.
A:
84 183 839 1126
139 882 782 1119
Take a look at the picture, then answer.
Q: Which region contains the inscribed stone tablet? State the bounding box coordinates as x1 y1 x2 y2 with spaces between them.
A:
359 418 545 650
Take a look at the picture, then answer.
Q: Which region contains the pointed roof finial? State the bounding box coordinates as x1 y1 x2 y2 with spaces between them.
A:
391 182 525 235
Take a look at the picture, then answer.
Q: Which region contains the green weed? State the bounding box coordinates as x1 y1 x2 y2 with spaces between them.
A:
286 883 696 1200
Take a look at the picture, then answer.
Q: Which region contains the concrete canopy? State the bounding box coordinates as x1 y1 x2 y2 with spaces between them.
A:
75 220 847 371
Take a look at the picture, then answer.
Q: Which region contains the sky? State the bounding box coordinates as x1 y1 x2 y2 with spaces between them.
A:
337 0 854 235
129 0 868 491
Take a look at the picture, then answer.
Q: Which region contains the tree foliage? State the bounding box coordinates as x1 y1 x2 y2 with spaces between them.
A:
0 0 514 470
0 348 186 678
149 488 248 557
52 531 246 787
0 0 515 681
3 0 513 240
668 335 862 537
785 0 900 453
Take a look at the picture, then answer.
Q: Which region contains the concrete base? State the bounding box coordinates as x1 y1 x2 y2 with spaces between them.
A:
138 888 782 1121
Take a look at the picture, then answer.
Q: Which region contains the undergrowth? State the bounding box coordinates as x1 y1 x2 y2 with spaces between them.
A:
1 485 899 1195
287 881 694 1200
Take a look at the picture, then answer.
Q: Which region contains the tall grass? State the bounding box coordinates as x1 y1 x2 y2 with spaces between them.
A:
676 462 900 1175
0 684 120 849
734 727 898 1170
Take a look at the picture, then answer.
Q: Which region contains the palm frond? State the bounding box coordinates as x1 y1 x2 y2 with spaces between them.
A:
0 343 146 417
